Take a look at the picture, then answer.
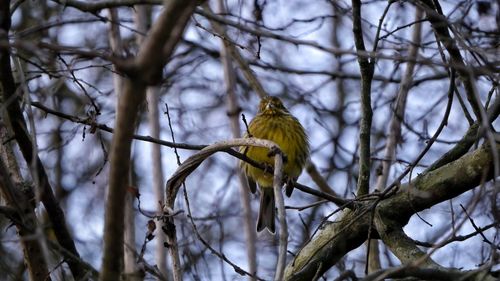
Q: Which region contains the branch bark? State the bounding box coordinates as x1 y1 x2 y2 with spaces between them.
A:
284 144 498 280
100 1 198 280
351 0 374 196
107 8 141 280
0 123 50 281
273 152 287 281
0 2 85 279
134 5 169 275
165 138 285 281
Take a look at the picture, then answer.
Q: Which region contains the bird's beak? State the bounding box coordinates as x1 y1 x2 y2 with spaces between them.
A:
265 102 272 111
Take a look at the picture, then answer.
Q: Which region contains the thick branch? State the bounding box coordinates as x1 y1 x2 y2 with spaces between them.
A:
164 138 285 281
100 1 198 280
375 225 439 268
365 224 497 281
379 144 496 224
0 156 50 281
285 207 372 281
166 138 281 207
101 80 146 281
284 144 498 280
426 93 500 172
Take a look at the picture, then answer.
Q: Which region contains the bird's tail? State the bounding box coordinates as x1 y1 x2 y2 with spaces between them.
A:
257 187 275 233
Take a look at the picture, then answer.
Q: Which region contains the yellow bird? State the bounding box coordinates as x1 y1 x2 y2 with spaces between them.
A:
240 96 309 233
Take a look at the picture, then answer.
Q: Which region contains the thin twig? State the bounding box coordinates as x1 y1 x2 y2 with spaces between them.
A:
352 0 374 196
203 4 267 98
385 71 455 192
414 223 498 248
181 175 265 281
460 205 500 250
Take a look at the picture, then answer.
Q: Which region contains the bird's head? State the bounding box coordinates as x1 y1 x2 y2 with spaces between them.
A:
258 96 289 115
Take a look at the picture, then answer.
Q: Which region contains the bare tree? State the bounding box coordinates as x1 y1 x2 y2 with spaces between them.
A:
0 0 498 280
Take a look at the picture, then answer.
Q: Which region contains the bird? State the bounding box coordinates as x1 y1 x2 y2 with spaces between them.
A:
240 96 309 233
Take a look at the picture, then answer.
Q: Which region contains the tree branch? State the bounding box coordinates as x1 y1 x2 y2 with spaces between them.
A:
284 144 498 280
100 1 198 280
362 265 496 281
374 225 439 268
416 0 483 121
273 150 287 281
164 138 286 281
0 158 50 281
351 0 374 196
0 2 85 279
